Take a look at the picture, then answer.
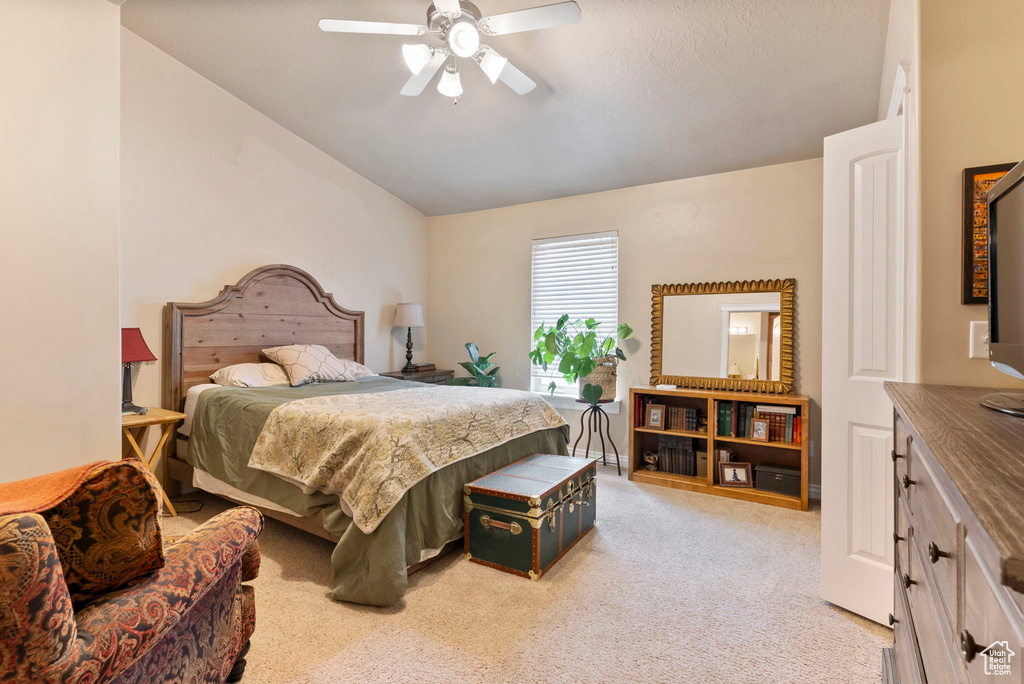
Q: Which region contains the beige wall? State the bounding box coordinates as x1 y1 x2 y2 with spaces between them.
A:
120 30 428 414
428 159 824 486
918 2 1024 388
0 0 121 481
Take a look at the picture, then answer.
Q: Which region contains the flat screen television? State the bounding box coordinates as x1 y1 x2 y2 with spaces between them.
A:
983 158 1024 416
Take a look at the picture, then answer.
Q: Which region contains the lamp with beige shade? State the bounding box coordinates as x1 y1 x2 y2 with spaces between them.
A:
393 302 425 373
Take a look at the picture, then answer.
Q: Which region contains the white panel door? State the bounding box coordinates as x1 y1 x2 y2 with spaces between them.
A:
821 115 905 624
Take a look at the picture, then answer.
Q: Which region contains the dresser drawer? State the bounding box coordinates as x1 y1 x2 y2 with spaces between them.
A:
907 443 960 629
893 415 911 507
896 495 912 561
895 561 926 684
906 536 965 684
962 539 1023 683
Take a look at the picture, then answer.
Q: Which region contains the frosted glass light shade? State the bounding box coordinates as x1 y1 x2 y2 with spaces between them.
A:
437 68 463 98
402 44 433 75
479 50 508 84
447 22 480 58
393 303 425 328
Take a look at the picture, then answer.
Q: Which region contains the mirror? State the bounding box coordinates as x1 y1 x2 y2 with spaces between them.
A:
650 280 795 394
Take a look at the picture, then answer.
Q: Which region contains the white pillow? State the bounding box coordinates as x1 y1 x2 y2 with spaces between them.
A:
260 344 376 386
209 363 290 388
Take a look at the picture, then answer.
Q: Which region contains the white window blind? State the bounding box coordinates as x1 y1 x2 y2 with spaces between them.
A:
530 231 619 398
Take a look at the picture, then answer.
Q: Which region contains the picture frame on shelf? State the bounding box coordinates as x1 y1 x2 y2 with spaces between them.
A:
645 403 666 430
719 462 753 488
751 418 769 442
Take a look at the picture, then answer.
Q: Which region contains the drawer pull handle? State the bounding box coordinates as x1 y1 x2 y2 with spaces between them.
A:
480 515 522 535
890 449 904 462
927 541 950 564
893 532 905 543
888 613 897 627
902 573 916 589
960 630 982 663
902 474 916 489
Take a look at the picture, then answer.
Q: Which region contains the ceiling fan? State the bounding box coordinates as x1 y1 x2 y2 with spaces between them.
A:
318 1 582 102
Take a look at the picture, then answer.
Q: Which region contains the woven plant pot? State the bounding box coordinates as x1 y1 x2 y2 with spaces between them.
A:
578 356 617 402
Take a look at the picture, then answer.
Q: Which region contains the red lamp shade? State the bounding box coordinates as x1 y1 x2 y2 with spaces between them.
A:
122 328 157 364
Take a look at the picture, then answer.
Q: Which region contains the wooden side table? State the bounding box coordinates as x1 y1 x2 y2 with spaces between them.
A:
380 369 454 385
122 407 186 516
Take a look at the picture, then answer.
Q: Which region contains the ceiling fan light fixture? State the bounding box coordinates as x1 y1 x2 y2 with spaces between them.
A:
478 49 508 84
402 44 434 75
437 64 463 98
447 21 480 58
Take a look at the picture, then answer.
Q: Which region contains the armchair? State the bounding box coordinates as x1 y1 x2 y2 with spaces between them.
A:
0 460 262 684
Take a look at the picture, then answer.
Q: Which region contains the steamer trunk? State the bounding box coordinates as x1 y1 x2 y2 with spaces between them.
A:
464 454 597 580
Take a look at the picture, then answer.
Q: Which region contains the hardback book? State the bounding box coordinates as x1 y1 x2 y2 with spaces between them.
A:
756 404 797 415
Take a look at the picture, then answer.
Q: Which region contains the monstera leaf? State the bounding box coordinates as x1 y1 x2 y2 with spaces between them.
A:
581 383 604 406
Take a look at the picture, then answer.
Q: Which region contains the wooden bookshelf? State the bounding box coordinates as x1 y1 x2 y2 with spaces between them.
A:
628 387 810 511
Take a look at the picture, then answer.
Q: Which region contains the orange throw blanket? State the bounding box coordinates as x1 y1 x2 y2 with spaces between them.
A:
0 460 114 515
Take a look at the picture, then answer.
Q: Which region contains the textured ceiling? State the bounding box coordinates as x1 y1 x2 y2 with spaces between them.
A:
121 0 889 216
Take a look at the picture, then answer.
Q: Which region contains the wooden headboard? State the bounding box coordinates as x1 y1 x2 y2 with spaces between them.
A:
164 264 365 412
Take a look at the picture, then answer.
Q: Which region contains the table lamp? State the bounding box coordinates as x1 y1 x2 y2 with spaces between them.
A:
122 327 157 415
393 303 424 373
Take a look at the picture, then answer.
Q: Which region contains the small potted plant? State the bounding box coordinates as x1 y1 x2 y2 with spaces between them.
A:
528 316 632 404
448 343 500 387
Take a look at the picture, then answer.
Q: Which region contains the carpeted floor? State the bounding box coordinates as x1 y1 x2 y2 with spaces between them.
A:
164 467 889 684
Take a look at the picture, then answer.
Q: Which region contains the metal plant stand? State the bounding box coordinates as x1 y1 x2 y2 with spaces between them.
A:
571 399 621 476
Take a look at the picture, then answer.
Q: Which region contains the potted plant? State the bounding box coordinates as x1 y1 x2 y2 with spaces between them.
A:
448 343 500 387
528 316 633 404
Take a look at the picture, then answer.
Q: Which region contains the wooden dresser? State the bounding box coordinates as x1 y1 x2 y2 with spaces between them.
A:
885 383 1024 683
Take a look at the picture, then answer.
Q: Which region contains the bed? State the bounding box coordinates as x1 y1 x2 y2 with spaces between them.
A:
163 264 569 606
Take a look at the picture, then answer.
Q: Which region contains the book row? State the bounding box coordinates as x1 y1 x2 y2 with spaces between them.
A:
716 401 802 443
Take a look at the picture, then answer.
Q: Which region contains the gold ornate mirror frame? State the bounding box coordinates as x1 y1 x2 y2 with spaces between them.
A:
650 279 796 394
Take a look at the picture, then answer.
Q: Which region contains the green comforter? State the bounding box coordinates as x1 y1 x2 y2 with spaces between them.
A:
187 377 568 606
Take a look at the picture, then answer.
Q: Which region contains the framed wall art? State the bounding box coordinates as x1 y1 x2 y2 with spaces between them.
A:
963 163 1016 304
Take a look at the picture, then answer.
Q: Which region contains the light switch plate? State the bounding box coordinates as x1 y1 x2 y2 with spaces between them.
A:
969 321 989 359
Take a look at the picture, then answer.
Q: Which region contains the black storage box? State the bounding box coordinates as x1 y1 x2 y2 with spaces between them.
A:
754 463 801 497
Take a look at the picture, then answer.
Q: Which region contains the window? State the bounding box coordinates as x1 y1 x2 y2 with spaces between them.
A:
530 231 619 398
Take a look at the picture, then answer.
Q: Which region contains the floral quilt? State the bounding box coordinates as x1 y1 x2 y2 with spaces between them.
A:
247 385 567 533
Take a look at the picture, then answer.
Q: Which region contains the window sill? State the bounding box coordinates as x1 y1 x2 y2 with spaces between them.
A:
539 394 621 415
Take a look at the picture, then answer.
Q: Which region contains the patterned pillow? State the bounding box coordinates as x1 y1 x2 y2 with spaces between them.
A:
261 344 375 386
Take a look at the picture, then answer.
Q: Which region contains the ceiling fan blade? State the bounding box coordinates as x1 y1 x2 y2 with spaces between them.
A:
433 0 463 15
318 19 427 36
480 1 581 35
497 59 537 95
400 53 446 96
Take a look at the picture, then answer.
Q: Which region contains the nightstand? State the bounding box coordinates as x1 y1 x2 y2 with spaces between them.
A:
381 369 455 385
122 407 186 516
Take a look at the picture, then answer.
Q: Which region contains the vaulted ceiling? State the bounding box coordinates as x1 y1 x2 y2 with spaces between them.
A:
121 1 889 216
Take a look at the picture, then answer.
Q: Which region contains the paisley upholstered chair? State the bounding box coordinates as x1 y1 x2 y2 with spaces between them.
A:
0 460 263 684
